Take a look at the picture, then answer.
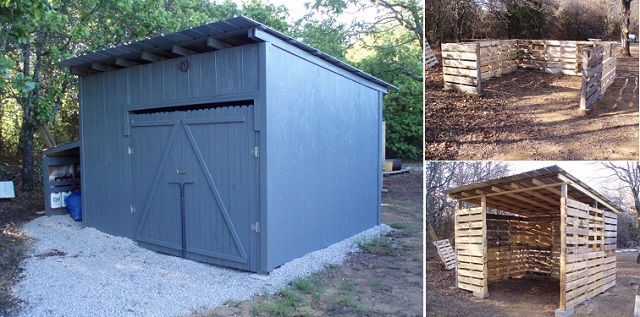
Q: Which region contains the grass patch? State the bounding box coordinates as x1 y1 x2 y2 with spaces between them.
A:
250 275 326 317
360 237 396 255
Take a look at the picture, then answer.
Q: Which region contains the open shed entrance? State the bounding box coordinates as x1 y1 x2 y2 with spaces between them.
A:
445 166 621 316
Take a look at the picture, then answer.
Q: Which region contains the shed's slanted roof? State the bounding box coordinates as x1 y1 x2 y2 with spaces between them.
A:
42 140 80 157
445 165 624 216
59 16 395 90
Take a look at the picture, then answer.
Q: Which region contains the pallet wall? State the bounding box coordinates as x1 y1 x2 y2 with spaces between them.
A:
442 42 481 95
442 39 618 102
455 206 487 294
441 40 518 95
479 40 518 80
486 215 560 282
518 40 581 75
580 43 619 111
561 198 616 311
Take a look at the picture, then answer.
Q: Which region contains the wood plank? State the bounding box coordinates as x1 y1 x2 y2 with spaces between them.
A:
458 262 484 270
458 254 484 264
566 226 589 236
444 67 478 77
458 281 485 294
443 59 478 68
566 269 589 283
444 75 478 86
457 207 484 216
442 51 478 61
442 43 478 52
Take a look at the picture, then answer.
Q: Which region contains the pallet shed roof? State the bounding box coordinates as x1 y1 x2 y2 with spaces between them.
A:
445 165 624 216
59 15 395 90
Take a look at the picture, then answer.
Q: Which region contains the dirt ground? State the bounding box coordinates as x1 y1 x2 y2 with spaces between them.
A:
0 163 42 316
425 46 639 160
1 162 422 317
427 240 640 317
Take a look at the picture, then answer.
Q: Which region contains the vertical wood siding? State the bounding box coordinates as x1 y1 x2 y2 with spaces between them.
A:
80 44 260 239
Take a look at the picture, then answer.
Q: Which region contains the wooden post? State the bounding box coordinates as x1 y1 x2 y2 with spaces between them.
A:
427 222 438 242
633 286 640 317
579 47 590 112
559 183 568 312
454 203 459 288
479 195 489 298
476 42 482 95
442 43 452 91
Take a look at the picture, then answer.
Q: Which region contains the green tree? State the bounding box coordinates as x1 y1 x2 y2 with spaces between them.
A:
306 0 424 159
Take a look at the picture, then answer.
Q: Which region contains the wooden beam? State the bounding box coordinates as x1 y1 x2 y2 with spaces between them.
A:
491 186 558 213
70 67 89 76
557 174 620 213
91 62 108 72
115 58 134 67
452 181 571 201
141 52 161 62
172 45 190 56
207 37 230 50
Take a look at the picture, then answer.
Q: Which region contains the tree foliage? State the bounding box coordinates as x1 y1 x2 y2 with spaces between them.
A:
305 0 423 159
0 0 423 191
426 161 511 240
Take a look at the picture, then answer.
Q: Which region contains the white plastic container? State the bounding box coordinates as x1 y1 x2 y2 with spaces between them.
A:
51 192 62 209
61 191 72 207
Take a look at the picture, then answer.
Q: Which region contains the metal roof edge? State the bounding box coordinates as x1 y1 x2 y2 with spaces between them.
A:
58 16 396 91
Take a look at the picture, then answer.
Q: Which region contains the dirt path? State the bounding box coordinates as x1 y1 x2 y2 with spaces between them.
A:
427 245 640 317
425 46 639 160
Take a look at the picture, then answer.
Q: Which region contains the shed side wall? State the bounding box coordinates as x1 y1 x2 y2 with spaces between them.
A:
263 43 382 270
455 206 487 294
561 198 616 311
80 44 260 239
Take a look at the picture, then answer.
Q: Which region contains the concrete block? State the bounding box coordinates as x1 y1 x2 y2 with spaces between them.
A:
555 307 575 317
473 291 489 299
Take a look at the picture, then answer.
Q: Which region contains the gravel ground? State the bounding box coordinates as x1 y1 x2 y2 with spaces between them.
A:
13 215 391 316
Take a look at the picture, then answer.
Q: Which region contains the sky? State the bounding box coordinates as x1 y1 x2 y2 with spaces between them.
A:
227 0 381 24
507 161 633 194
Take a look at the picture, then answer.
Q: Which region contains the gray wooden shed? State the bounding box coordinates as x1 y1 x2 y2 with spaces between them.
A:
58 16 394 273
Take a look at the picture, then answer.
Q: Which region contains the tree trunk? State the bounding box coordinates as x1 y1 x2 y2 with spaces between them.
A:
19 117 35 191
19 39 37 191
621 0 632 57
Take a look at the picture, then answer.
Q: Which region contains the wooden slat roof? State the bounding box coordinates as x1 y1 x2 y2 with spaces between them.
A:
445 165 624 216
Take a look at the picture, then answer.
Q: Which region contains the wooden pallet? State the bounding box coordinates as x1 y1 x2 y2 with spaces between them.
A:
426 40 438 69
434 238 457 269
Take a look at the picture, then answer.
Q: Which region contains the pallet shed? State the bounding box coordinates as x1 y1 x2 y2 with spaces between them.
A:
445 166 621 316
58 16 394 273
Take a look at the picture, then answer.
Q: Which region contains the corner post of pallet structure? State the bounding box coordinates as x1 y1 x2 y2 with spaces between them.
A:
454 200 459 288
556 183 574 317
579 47 590 114
476 42 482 96
442 43 452 91
474 195 490 299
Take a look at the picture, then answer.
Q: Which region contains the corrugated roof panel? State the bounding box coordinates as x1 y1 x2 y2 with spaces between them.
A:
59 16 395 90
